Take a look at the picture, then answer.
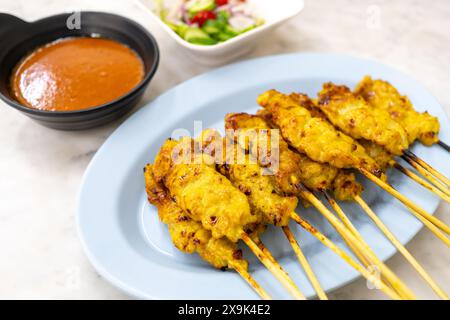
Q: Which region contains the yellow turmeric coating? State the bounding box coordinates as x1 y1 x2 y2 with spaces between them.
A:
152 139 257 243
200 129 297 227
358 139 395 171
293 95 395 174
225 112 338 192
225 112 364 201
331 171 364 201
257 89 383 177
317 83 409 155
355 76 440 146
144 164 247 270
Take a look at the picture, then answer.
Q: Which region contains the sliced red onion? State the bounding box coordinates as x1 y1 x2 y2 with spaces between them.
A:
228 14 255 31
165 0 185 24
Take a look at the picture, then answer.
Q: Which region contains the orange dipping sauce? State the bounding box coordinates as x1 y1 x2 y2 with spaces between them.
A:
10 37 145 111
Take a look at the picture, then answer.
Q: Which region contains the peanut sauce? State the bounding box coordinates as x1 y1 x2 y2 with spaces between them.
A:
10 37 144 111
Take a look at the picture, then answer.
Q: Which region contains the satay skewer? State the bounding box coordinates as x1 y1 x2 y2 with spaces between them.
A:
231 262 272 300
152 138 305 300
256 234 328 300
393 163 450 202
438 140 450 153
295 184 413 299
282 226 328 300
361 168 450 235
310 85 450 231
288 211 402 299
402 156 450 196
402 151 450 191
324 193 381 265
225 112 411 298
259 90 449 236
353 77 449 189
354 195 449 300
403 150 450 188
240 233 305 300
144 164 272 300
208 127 402 299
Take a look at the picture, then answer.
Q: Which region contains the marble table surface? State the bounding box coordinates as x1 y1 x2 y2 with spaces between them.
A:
0 0 448 299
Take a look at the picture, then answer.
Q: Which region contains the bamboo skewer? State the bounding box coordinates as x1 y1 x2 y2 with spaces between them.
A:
399 203 450 248
404 210 450 248
323 193 366 244
289 212 402 300
255 238 300 280
360 168 450 235
296 186 415 299
282 226 328 300
403 150 450 188
354 195 449 300
438 140 450 153
324 194 398 292
402 155 450 196
231 262 272 300
241 233 306 300
394 163 450 202
323 194 372 267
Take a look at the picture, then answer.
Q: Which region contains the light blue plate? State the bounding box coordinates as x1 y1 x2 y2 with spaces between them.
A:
77 53 449 299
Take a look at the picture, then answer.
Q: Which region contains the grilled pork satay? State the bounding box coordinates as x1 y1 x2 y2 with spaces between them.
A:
225 112 364 201
355 76 440 146
358 139 395 171
289 93 397 174
226 112 338 193
331 170 364 201
317 83 409 156
152 138 258 243
144 164 248 270
257 90 383 177
199 129 297 227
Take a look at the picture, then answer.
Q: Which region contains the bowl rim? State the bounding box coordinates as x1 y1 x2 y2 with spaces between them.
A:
136 0 305 51
0 11 160 117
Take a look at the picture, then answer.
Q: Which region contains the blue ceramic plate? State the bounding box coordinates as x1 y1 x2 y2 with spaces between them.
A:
77 53 449 299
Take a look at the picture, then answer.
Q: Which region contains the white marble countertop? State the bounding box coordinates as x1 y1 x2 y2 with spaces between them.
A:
0 0 448 299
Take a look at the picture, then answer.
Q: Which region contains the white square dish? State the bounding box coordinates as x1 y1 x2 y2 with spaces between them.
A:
136 0 304 65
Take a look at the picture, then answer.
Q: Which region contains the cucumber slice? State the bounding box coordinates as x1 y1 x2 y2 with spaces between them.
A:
216 31 234 42
177 24 189 38
223 25 238 36
184 27 217 45
202 19 223 35
187 0 216 15
216 10 230 22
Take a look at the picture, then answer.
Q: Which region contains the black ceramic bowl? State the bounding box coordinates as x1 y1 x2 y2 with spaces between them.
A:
0 12 159 130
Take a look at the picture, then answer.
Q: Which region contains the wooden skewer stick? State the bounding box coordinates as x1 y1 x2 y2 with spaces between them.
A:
399 206 450 248
323 194 372 267
231 262 272 300
402 155 450 197
323 191 384 267
394 162 450 202
296 186 415 299
438 140 450 153
241 233 306 300
360 168 450 235
354 195 449 300
360 174 449 247
289 212 402 300
282 226 328 300
255 238 304 284
326 189 449 256
255 238 278 264
257 235 327 300
403 150 450 188
324 194 398 294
